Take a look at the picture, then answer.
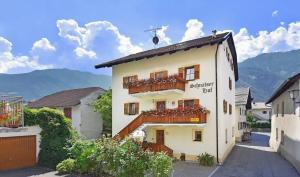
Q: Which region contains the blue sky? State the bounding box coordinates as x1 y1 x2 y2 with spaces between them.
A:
0 0 299 75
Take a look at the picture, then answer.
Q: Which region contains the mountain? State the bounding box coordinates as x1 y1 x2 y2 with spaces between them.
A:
0 69 112 101
237 49 300 101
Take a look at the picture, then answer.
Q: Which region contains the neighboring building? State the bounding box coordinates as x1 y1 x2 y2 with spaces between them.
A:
95 32 238 163
249 102 271 123
28 87 105 139
235 87 252 142
267 73 300 173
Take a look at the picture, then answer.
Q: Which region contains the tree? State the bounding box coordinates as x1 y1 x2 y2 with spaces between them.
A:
93 89 112 135
246 112 256 128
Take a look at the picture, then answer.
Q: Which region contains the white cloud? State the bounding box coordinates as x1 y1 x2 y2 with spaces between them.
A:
0 36 52 73
234 21 300 61
181 19 205 42
74 47 96 59
280 21 285 26
56 19 143 59
32 38 56 52
157 26 171 45
272 10 279 17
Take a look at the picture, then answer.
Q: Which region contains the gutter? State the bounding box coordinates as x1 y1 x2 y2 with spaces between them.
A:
215 42 221 164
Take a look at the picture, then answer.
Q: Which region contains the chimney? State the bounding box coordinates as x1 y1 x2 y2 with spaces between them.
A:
212 30 217 38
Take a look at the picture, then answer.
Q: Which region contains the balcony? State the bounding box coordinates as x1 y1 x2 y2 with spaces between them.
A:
128 75 187 97
114 106 208 140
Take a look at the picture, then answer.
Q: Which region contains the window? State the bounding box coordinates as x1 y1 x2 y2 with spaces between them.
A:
229 104 232 115
229 77 232 90
262 110 267 114
232 127 234 137
281 101 284 117
281 130 284 145
184 100 194 109
223 100 228 113
225 129 228 144
276 104 279 117
240 108 242 115
124 103 139 115
123 75 138 88
185 67 195 81
151 71 168 79
193 130 202 142
276 128 278 141
63 107 72 119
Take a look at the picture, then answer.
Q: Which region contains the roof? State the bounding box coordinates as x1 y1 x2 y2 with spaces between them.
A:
95 32 238 81
266 73 300 104
251 102 271 110
28 87 105 108
235 87 252 109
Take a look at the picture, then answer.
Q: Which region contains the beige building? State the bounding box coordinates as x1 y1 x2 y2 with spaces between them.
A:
235 87 252 142
249 102 271 123
267 73 300 173
28 87 105 139
95 32 238 163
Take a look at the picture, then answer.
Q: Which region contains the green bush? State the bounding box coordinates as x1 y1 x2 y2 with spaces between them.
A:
252 122 271 128
56 158 76 174
24 107 39 126
197 153 215 166
149 152 173 177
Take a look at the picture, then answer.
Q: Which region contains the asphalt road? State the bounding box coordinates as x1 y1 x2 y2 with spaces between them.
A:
212 132 300 177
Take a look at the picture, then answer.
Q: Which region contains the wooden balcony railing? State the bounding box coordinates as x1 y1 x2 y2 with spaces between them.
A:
128 75 187 94
114 106 208 141
142 142 173 157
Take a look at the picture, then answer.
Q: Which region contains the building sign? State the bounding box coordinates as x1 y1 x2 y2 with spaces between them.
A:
189 82 214 93
190 118 200 122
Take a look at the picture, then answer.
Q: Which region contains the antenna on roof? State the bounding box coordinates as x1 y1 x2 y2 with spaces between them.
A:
145 27 162 45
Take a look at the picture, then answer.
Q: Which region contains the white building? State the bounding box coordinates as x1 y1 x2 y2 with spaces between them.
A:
267 73 300 173
235 87 252 142
95 32 238 163
249 102 271 123
28 87 105 139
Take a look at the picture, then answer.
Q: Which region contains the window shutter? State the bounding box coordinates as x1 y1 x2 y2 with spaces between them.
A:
193 99 200 108
135 103 139 115
178 100 183 109
194 65 200 79
124 103 129 115
150 72 155 79
178 67 184 79
123 77 129 88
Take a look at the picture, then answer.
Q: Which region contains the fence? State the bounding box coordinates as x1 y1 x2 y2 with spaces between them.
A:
0 94 24 128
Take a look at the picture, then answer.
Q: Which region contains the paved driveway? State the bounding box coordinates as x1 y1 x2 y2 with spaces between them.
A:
212 132 300 177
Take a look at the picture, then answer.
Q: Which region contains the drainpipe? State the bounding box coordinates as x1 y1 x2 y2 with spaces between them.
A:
215 43 220 164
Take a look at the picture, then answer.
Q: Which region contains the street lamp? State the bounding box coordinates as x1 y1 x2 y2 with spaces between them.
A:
288 89 300 114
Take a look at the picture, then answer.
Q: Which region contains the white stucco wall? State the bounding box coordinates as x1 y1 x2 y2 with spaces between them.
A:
111 39 236 162
235 105 246 141
269 79 300 173
79 90 103 139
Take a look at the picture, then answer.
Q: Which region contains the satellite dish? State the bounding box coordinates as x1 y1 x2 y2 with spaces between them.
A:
145 27 162 45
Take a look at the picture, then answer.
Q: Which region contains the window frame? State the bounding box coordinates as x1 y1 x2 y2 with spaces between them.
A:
185 66 195 81
193 130 202 142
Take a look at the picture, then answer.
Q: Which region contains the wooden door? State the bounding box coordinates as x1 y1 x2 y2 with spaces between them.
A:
156 130 165 145
0 135 36 171
156 101 166 112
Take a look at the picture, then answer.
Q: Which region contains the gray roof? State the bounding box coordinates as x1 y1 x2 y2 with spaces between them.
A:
235 87 252 109
28 87 105 108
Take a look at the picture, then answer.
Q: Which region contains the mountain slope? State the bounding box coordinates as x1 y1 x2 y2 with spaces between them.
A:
0 69 112 101
237 49 300 101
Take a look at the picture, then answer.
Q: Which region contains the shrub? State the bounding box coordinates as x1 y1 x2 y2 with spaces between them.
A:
149 152 173 177
197 153 215 166
56 158 76 174
252 122 271 128
36 108 75 168
24 107 39 126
